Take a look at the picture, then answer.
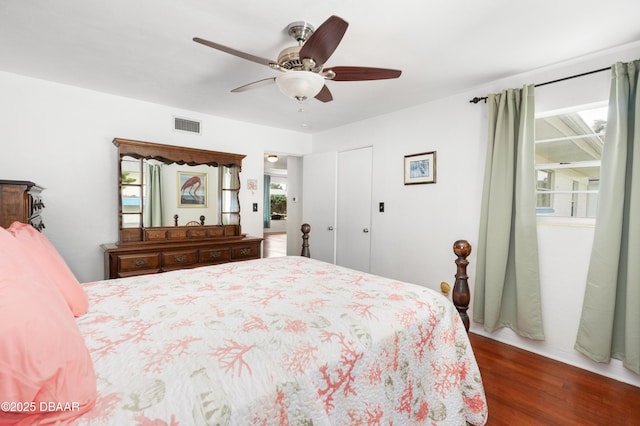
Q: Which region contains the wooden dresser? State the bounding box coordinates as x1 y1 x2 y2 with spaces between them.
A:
102 138 263 279
0 180 45 230
102 232 262 279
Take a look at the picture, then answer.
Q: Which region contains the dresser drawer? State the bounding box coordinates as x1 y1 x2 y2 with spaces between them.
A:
162 249 198 268
117 253 161 273
102 236 263 279
230 244 260 260
198 247 230 264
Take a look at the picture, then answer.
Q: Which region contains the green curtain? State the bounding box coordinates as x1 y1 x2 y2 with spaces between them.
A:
144 163 163 227
575 60 640 374
473 85 545 340
263 174 271 229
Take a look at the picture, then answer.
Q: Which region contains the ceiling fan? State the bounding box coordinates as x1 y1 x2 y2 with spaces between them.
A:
193 15 401 103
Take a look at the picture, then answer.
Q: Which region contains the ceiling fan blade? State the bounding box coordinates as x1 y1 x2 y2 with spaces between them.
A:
325 66 402 81
230 77 276 93
315 85 333 102
299 15 348 67
193 37 275 67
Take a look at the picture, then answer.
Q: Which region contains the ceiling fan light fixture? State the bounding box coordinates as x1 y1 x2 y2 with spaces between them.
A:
275 71 324 101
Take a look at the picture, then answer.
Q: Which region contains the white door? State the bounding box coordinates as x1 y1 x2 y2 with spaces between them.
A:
336 147 372 272
302 151 337 263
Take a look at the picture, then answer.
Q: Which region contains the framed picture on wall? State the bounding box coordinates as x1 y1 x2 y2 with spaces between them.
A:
247 179 258 191
177 171 208 207
404 151 437 185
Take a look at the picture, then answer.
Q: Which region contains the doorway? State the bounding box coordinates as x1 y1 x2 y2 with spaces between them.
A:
264 154 288 257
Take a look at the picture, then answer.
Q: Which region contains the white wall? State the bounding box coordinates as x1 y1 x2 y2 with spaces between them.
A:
309 41 640 387
0 71 312 282
285 156 304 255
311 94 486 288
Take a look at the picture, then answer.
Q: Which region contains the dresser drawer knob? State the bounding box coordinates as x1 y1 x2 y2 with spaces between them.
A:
132 258 148 267
239 248 251 256
209 252 222 258
174 254 188 262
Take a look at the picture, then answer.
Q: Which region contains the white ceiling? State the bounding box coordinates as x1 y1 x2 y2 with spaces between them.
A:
2 0 639 134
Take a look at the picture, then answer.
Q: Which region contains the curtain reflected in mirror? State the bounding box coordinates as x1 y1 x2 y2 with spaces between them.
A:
144 163 164 227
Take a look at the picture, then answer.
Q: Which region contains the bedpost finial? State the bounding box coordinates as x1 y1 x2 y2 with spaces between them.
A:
453 239 471 258
453 239 471 332
300 223 310 258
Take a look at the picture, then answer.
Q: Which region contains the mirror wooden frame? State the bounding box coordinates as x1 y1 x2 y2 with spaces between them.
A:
103 138 262 280
113 138 246 244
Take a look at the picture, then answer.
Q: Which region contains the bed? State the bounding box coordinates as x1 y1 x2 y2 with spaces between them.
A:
0 222 487 425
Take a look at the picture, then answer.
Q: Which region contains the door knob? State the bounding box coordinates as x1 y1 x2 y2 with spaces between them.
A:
327 226 334 231
363 228 369 233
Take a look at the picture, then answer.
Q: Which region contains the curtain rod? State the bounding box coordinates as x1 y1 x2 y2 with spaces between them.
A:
468 66 611 104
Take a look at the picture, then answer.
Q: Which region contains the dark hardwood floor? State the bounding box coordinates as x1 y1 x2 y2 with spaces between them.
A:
468 333 640 425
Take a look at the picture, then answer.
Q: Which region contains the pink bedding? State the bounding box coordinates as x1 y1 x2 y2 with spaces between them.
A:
75 256 487 425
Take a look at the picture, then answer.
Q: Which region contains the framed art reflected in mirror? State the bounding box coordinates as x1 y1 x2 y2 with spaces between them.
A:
178 171 208 207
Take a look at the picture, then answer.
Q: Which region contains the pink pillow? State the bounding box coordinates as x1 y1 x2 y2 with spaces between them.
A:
0 227 97 424
7 221 88 317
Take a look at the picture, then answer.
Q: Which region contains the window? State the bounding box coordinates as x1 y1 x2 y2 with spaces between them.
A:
534 103 607 218
536 169 553 212
269 182 287 220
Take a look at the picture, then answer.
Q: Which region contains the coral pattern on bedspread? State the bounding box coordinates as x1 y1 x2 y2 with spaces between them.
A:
76 256 487 425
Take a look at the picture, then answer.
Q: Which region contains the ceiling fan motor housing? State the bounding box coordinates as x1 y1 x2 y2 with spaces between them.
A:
277 46 304 70
277 46 321 73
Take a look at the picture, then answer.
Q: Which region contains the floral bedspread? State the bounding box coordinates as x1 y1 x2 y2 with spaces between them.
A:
76 256 487 425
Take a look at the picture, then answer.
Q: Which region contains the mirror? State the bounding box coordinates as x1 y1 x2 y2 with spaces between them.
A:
121 157 221 228
114 138 245 244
